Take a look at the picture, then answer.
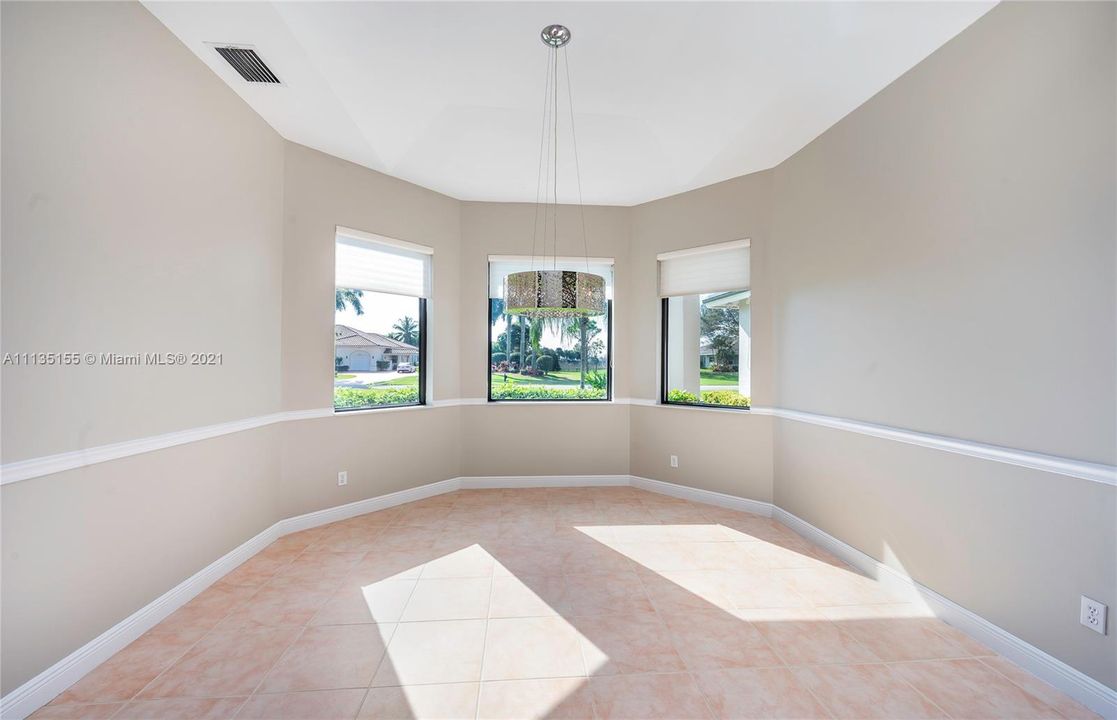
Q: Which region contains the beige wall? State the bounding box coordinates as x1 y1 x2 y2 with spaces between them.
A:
1 427 281 695
626 171 776 498
1 0 286 695
279 409 461 519
456 202 634 478
0 1 285 463
281 143 462 410
770 1 1116 688
769 1 1116 464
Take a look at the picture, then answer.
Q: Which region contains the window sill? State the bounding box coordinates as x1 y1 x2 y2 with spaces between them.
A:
640 400 753 414
333 403 428 416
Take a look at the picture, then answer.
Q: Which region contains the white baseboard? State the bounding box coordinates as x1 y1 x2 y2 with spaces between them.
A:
460 474 630 489
629 474 774 517
277 478 462 535
772 507 1117 720
4 474 1113 720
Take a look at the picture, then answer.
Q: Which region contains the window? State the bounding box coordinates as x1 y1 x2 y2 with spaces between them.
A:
659 240 751 409
334 227 430 411
488 257 613 401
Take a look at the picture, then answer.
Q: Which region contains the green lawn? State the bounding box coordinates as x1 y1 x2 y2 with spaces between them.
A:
334 373 355 380
700 370 739 386
371 374 420 386
489 369 605 387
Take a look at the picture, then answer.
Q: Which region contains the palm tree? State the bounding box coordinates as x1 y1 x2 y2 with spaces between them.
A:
518 316 527 371
388 316 418 346
335 288 364 315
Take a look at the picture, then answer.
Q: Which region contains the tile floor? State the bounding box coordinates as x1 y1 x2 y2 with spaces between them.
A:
35 487 1100 720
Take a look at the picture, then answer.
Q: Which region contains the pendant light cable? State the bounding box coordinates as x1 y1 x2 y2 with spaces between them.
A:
563 47 590 272
530 48 554 272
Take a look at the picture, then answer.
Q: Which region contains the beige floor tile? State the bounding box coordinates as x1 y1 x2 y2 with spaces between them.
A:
694 667 834 719
717 516 803 544
820 605 988 661
778 566 906 606
482 616 587 681
272 550 364 586
478 678 594 719
216 576 336 629
743 539 847 570
258 623 394 692
113 696 248 719
717 569 812 609
51 630 199 704
892 658 1063 719
978 657 1101 720
154 583 259 636
360 683 479 719
234 689 366 719
564 572 653 616
793 663 947 719
589 673 713 719
420 544 496 578
312 578 416 625
221 546 299 587
561 542 638 575
349 547 430 583
639 570 734 613
741 608 880 666
609 541 704 572
489 574 571 618
308 522 387 552
576 611 686 676
372 619 487 686
400 577 492 621
661 608 783 671
489 540 569 577
34 489 1094 720
138 626 300 699
29 704 124 719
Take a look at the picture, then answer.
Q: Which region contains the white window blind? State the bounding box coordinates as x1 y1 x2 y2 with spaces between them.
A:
488 256 614 298
335 228 432 298
657 240 750 297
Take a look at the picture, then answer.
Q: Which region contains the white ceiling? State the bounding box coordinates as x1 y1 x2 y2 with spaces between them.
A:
145 2 995 206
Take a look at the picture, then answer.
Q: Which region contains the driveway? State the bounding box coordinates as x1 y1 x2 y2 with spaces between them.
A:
335 370 412 388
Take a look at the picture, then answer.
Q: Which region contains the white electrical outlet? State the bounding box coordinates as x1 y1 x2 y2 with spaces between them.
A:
670 455 679 468
337 471 348 487
1080 596 1107 635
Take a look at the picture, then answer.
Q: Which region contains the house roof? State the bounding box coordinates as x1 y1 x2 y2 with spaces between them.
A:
334 324 418 351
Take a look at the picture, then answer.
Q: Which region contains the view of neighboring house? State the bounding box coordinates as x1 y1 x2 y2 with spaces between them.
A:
335 324 418 371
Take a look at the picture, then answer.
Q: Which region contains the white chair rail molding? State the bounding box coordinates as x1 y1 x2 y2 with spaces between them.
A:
2 2 1114 720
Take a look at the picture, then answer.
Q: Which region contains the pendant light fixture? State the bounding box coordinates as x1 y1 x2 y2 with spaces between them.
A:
504 24 606 319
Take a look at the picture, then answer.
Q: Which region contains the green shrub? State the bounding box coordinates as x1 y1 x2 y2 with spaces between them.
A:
667 389 699 404
334 386 419 409
490 385 606 400
536 355 556 372
509 352 521 366
491 352 507 364
666 388 750 408
586 369 608 390
702 390 750 407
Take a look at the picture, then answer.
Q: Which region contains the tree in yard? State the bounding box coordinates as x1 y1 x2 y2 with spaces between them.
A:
335 288 364 315
389 316 419 346
518 316 527 371
700 305 739 369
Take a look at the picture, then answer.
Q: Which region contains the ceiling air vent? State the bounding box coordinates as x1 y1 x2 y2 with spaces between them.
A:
212 45 281 84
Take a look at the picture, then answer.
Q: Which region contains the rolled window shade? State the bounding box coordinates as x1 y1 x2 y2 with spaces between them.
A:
488 256 614 298
335 231 432 298
657 240 749 297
